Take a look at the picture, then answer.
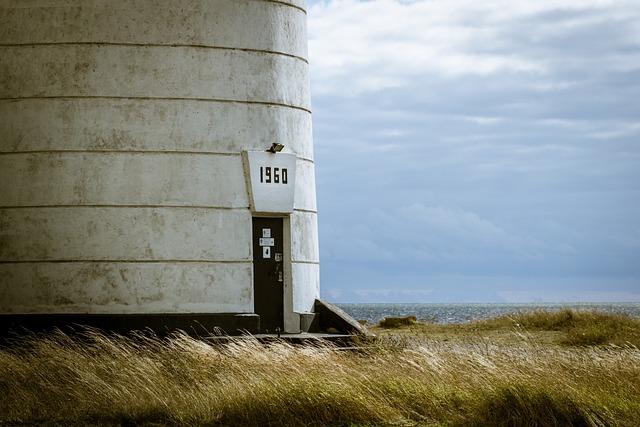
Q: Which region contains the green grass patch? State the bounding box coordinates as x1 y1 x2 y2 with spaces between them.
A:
377 315 417 328
473 308 640 346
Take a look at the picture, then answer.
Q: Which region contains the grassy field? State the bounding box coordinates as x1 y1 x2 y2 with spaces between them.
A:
1 309 639 426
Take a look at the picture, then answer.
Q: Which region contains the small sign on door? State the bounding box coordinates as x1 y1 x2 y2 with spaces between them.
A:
259 237 275 247
263 246 271 258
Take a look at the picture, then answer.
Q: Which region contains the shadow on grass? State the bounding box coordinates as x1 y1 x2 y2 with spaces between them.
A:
456 385 605 427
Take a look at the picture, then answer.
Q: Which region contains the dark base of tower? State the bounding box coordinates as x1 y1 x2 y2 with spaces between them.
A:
0 313 260 338
0 300 371 341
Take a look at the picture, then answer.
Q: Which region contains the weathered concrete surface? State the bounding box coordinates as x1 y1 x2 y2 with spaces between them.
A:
0 154 249 207
294 159 319 211
0 99 314 160
1 45 310 109
291 211 320 263
314 299 371 336
0 0 319 327
0 0 308 58
0 262 253 314
292 262 321 313
0 208 252 261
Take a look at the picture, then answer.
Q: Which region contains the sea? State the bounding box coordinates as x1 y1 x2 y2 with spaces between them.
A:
335 302 640 325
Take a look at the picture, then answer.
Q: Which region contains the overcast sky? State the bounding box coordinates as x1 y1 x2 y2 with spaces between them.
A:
306 0 640 303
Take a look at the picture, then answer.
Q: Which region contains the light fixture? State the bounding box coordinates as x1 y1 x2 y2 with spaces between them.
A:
266 143 284 153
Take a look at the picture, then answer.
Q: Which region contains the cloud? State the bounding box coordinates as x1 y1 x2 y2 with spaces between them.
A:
367 204 542 259
308 0 640 302
309 0 640 95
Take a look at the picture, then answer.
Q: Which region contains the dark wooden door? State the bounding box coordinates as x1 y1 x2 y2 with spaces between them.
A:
252 217 284 333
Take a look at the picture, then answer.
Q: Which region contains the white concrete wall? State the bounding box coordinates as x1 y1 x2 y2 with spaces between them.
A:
0 99 314 160
290 211 321 314
0 0 320 316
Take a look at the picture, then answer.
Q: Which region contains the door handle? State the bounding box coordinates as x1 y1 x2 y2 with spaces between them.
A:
270 262 283 282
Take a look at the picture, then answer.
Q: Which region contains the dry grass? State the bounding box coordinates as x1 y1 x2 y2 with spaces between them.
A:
1 310 639 426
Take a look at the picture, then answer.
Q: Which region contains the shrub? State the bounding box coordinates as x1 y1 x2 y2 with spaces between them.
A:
563 312 639 346
378 316 417 328
462 385 597 427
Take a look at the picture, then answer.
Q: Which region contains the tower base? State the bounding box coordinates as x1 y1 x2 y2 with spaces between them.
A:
0 313 260 338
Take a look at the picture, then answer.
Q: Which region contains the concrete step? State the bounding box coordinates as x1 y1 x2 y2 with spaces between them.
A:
203 331 356 346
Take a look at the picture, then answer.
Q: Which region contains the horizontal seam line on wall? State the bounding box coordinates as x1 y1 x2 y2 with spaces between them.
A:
0 42 308 64
1 206 320 215
0 151 315 162
0 149 242 157
291 260 320 265
0 205 249 210
1 206 319 213
0 150 240 157
0 96 312 114
0 260 252 264
298 157 315 165
267 0 307 14
0 0 307 19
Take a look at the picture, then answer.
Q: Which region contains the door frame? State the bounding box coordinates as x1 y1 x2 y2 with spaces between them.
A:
251 215 293 333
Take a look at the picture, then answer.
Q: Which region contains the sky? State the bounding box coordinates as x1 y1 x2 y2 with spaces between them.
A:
306 0 640 303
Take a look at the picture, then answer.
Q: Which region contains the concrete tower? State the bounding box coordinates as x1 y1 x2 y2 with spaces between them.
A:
0 0 319 334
